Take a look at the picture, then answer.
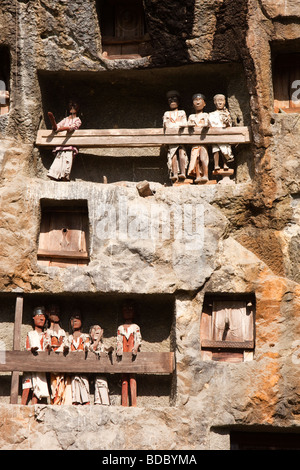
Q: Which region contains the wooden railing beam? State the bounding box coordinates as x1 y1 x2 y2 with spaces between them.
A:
35 126 252 150
1 351 175 375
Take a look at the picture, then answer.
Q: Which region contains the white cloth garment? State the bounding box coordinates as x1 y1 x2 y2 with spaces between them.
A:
163 110 188 173
208 110 234 161
22 330 49 399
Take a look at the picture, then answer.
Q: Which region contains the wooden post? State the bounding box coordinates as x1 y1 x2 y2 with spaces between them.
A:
10 295 23 404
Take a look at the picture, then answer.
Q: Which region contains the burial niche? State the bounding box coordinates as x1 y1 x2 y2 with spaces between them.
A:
0 45 10 116
200 295 255 362
272 52 300 113
97 0 151 59
37 200 90 268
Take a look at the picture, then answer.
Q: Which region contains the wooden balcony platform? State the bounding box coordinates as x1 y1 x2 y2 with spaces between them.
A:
36 126 252 150
6 295 175 403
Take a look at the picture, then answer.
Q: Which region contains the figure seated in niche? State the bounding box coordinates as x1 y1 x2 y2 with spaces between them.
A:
89 324 113 405
208 94 234 173
116 300 142 407
163 90 188 184
187 93 210 184
21 306 50 405
47 99 82 181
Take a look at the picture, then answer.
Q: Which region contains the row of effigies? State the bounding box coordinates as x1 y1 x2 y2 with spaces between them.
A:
163 90 234 184
45 92 235 184
21 300 141 407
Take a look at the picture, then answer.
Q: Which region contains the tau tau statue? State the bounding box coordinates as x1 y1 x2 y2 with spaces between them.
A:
116 300 142 407
163 90 188 183
45 304 71 405
0 89 9 115
187 93 209 184
89 324 112 405
208 94 234 171
21 306 50 405
67 309 90 405
47 100 82 181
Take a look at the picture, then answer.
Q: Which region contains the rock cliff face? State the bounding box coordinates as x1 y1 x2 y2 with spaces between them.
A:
0 0 299 450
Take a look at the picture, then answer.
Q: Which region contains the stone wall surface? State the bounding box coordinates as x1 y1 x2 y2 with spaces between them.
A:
0 0 299 450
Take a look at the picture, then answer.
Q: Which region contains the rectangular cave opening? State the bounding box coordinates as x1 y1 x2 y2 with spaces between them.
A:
37 63 251 185
271 39 300 114
230 429 300 450
0 45 11 118
200 293 256 363
96 0 151 59
37 199 90 268
0 293 176 407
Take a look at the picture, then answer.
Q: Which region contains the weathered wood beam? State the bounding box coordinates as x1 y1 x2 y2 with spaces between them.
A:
37 249 89 260
0 351 175 375
10 295 23 404
201 340 254 349
36 126 252 149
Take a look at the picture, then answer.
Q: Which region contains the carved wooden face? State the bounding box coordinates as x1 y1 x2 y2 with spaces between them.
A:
70 314 82 331
214 95 226 110
68 101 79 116
168 96 179 110
90 325 103 342
193 96 206 112
122 303 135 321
48 305 60 323
33 313 46 328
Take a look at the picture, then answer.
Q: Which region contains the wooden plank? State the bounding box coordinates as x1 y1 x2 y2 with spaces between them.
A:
273 66 290 112
12 296 23 351
276 107 300 113
42 207 88 213
37 249 89 260
37 136 248 147
0 351 175 375
10 372 20 404
37 127 251 136
200 304 212 342
35 126 252 149
289 62 300 110
212 300 250 343
201 340 254 349
211 350 244 363
10 295 23 404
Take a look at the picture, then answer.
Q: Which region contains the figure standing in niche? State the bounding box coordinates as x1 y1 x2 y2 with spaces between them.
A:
47 100 82 181
89 324 112 405
21 306 50 405
116 300 142 407
45 304 71 405
67 309 90 405
208 94 234 171
187 93 209 184
163 90 188 183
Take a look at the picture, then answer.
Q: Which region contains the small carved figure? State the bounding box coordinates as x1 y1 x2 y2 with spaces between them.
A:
45 304 71 405
89 324 112 405
208 94 234 171
187 93 209 184
0 88 9 115
116 300 142 407
47 100 82 181
21 306 50 405
163 90 188 183
67 309 90 405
